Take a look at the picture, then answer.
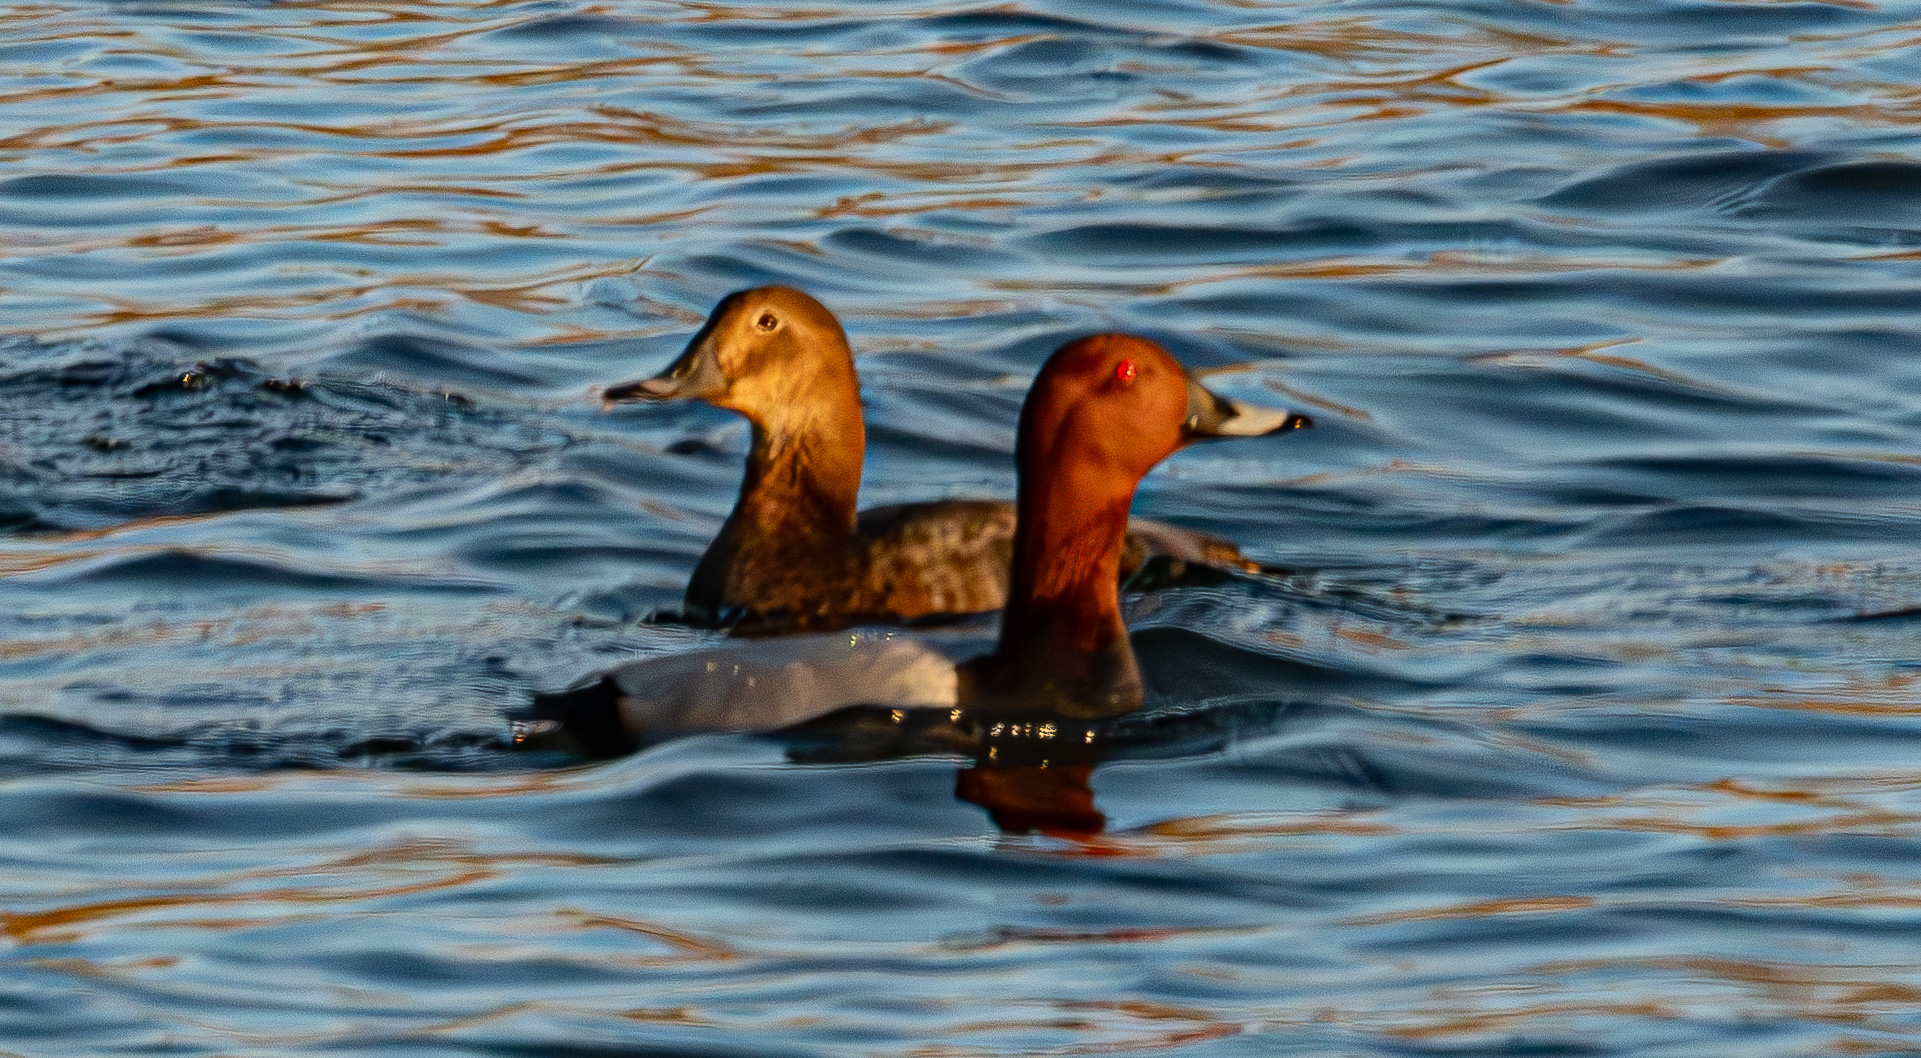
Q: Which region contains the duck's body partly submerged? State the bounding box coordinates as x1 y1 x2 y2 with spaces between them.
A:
532 334 1310 756
527 630 964 758
606 286 1295 633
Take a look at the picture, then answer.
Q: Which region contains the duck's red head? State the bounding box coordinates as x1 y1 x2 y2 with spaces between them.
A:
1015 335 1311 495
977 334 1310 717
1018 336 1188 499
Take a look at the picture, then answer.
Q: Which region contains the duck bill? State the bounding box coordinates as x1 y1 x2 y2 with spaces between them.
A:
1183 374 1312 439
604 326 727 404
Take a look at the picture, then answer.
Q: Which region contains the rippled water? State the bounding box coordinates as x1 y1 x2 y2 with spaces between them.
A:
6 0 1921 1053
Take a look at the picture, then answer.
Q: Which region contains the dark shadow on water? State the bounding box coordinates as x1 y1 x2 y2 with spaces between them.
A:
0 714 519 778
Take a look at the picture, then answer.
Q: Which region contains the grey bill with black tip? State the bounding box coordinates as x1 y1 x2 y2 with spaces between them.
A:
604 323 728 403
1183 373 1312 438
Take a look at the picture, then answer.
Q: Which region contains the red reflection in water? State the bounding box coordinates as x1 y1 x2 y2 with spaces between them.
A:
956 763 1105 838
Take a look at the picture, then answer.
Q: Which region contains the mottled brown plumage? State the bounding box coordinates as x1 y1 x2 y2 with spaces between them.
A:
605 286 1308 634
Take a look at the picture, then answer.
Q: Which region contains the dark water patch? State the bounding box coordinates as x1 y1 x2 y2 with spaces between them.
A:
0 716 205 780
865 414 1015 466
1214 709 1610 802
0 173 196 200
1136 624 1447 702
1269 498 1596 552
1746 159 1921 227
952 32 1264 101
31 548 499 597
486 13 644 42
0 340 569 532
323 333 555 393
1539 150 1829 216
1461 355 1841 433
1513 703 1921 776
0 710 518 777
956 37 1143 94
418 475 701 583
1542 150 1921 248
1380 271 1921 327
1025 219 1504 265
1573 452 1921 503
1580 502 1913 551
1171 285 1610 346
1834 604 1921 624
1444 0 1875 45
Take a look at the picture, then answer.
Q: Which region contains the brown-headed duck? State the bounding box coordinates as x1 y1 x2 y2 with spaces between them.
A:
604 286 1309 632
528 333 1309 756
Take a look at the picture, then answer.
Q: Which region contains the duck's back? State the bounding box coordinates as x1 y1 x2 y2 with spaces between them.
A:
855 499 1019 618
686 500 1257 632
856 499 1257 610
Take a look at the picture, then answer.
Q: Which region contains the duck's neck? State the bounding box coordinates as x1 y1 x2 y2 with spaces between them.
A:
969 464 1142 718
687 384 865 615
733 409 863 540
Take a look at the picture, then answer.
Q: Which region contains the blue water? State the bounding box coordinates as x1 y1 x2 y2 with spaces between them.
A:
6 0 1921 1053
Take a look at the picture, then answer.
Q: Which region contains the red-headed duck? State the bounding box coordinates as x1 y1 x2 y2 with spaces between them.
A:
528 333 1308 757
604 286 1308 632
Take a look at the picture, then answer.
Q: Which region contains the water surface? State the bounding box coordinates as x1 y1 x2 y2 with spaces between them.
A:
5 0 1921 1053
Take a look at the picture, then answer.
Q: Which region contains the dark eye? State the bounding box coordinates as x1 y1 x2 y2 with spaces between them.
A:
756 313 778 332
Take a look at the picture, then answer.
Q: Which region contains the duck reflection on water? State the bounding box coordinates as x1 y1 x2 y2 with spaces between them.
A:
526 331 1310 834
783 705 1112 837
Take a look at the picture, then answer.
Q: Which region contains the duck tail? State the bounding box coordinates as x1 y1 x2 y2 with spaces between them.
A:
518 677 637 760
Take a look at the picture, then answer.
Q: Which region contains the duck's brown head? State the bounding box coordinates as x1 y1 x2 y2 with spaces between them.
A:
604 285 857 425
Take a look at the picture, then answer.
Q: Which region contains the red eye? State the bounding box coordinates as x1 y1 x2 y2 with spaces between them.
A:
1116 360 1136 384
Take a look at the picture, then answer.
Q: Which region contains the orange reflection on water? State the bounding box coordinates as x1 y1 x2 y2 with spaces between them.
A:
1370 998 1681 1043
1376 954 1921 1049
1557 96 1919 147
957 763 1104 838
1545 773 1921 839
0 582 381 663
915 996 1241 1056
131 764 590 801
2 839 606 944
1219 16 1570 63
1345 894 1597 927
1125 809 1398 859
1736 668 1921 718
564 909 737 961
